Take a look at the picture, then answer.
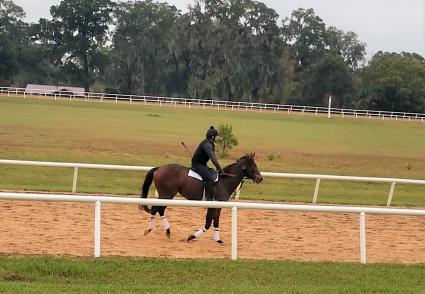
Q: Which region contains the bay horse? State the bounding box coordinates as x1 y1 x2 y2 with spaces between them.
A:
139 153 263 242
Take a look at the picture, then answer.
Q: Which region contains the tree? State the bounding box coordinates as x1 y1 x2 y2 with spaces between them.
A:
325 26 366 70
277 46 297 103
0 0 26 84
184 0 282 101
354 53 425 112
111 0 178 95
38 0 115 91
298 54 354 107
281 8 327 72
216 124 238 157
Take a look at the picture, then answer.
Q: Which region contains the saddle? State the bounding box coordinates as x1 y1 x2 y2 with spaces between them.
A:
188 169 219 183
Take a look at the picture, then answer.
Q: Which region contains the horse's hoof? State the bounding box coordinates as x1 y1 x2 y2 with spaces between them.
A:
166 228 171 238
144 229 152 236
187 234 196 242
216 240 224 244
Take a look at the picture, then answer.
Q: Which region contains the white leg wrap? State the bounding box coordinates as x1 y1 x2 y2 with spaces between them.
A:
161 216 171 230
214 228 220 241
148 215 156 230
194 227 207 238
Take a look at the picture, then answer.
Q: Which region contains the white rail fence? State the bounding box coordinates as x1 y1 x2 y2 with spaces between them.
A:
0 192 424 263
1 86 424 122
1 159 425 207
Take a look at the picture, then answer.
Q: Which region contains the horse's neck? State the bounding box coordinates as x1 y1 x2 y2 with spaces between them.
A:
221 164 244 195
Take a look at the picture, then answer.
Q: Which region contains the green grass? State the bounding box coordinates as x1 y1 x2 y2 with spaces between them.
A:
0 96 424 206
0 256 424 293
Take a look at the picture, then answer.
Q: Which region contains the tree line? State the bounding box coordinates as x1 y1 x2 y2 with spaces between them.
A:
1 0 424 112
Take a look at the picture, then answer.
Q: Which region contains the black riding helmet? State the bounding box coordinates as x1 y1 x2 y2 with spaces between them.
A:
206 126 219 138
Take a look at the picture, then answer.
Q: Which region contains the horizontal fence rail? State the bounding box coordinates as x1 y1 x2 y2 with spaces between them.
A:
1 192 424 263
1 86 424 122
1 159 424 206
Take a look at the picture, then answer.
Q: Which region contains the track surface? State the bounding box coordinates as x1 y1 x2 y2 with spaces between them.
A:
1 198 424 263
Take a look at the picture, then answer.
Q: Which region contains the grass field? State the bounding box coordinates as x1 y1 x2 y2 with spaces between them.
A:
0 96 424 206
0 256 424 293
1 96 424 292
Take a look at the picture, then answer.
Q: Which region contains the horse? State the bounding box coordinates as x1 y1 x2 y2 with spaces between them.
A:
139 153 263 242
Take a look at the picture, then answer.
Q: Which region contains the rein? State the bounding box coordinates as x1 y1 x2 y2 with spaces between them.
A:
230 180 245 200
225 161 249 200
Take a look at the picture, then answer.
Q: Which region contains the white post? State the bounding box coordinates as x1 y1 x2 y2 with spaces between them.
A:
386 182 396 207
327 96 332 118
231 206 238 260
312 178 321 204
94 200 101 257
72 167 78 193
359 212 366 264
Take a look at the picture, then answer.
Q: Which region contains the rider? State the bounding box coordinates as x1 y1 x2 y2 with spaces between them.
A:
191 126 224 201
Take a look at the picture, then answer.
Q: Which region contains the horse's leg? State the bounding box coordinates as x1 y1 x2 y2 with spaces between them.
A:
213 208 223 243
187 208 215 241
157 206 171 238
144 206 158 236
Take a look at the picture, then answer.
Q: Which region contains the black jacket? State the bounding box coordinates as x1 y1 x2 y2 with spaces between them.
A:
191 138 223 172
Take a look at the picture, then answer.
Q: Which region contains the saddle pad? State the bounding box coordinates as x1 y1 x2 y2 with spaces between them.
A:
188 170 219 182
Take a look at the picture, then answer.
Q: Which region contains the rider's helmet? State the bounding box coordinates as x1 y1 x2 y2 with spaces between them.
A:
206 126 219 139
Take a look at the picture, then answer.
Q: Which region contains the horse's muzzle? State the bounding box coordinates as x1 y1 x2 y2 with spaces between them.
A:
253 173 263 183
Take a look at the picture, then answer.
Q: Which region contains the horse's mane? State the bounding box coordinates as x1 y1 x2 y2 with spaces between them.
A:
223 154 252 173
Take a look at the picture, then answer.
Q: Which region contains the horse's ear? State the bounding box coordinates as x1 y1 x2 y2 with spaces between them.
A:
251 152 256 158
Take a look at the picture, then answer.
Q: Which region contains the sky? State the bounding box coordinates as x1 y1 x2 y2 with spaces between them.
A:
13 0 425 59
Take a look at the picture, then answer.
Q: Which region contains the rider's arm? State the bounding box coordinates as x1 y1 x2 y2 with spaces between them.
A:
203 143 224 173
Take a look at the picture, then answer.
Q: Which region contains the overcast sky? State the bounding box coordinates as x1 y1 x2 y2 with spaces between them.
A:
14 0 425 59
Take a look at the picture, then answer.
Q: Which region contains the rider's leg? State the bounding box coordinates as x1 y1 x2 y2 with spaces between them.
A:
192 164 216 201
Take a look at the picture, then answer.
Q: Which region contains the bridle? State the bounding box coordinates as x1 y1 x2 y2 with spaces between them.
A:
235 159 256 181
229 158 261 199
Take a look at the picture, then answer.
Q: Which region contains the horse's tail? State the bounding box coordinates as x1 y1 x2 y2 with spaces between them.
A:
140 167 159 214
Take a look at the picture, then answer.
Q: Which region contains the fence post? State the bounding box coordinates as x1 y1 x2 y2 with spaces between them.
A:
231 206 238 260
312 178 321 204
72 167 79 193
94 200 101 257
386 182 396 207
328 96 332 118
359 212 366 264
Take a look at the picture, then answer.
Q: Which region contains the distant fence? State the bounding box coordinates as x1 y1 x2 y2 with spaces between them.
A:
1 86 424 122
1 159 425 207
1 192 425 263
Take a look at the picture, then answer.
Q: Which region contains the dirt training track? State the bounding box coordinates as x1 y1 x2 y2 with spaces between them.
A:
0 197 424 264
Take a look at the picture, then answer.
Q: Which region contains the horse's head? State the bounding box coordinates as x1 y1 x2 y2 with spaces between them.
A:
236 153 263 184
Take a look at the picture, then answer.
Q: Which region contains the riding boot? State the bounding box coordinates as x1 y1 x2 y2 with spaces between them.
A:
205 181 214 201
